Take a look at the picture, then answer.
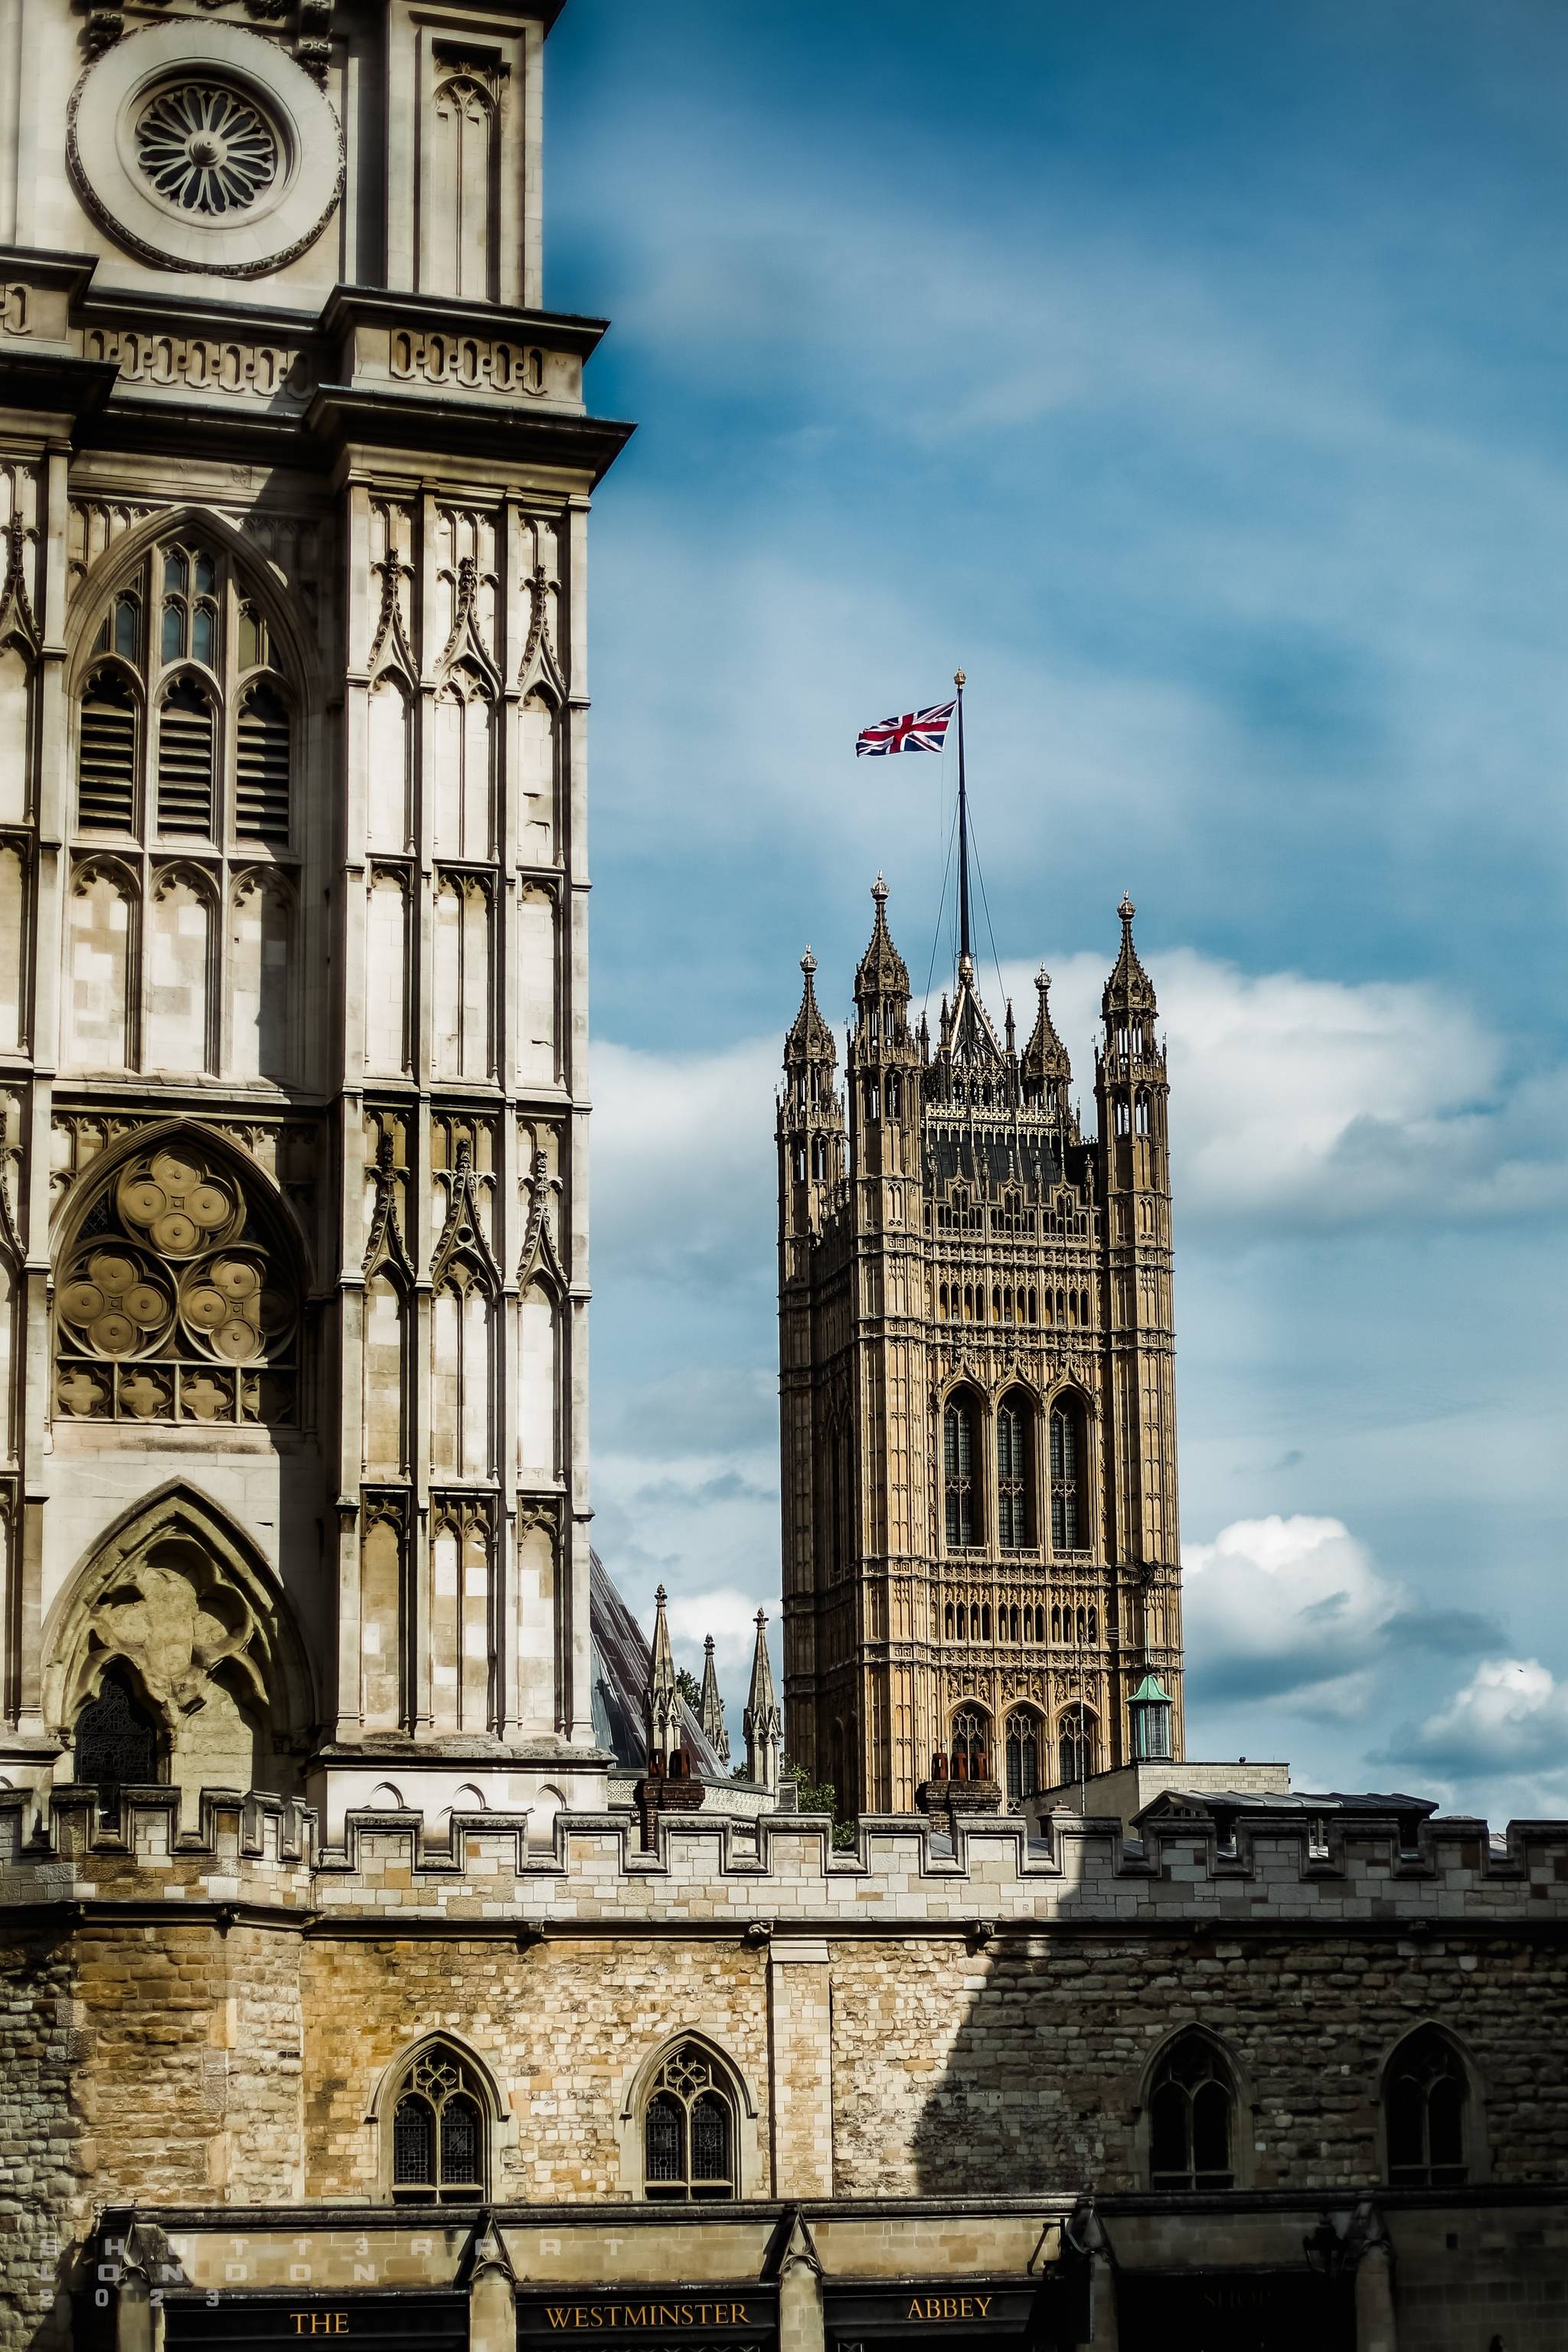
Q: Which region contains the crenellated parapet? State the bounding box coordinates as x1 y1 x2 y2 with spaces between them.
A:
5 1788 1567 1929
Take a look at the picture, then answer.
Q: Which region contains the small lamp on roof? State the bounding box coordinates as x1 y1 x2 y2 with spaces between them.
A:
1129 1672 1173 1762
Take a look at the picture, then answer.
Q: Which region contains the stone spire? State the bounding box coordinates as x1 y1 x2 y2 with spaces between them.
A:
784 946 837 1075
698 1634 730 1766
1021 965 1074 1122
854 873 911 1008
1102 891 1158 1018
645 1584 681 1768
743 1609 782 1795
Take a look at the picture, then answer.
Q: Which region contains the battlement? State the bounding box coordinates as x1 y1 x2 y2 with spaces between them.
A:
3 1786 1566 1929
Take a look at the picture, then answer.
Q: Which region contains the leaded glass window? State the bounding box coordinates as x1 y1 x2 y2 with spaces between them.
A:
390 2048 485 2200
1149 2036 1236 2190
1387 2030 1468 2187
73 1669 159 1812
642 2044 736 2202
1004 1710 1039 1802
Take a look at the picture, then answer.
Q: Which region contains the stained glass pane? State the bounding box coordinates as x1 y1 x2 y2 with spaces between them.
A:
439 2092 481 2184
163 551 188 594
192 603 216 667
393 2094 434 2184
645 2092 683 2184
691 2092 730 2182
161 600 185 665
114 595 140 659
194 552 217 593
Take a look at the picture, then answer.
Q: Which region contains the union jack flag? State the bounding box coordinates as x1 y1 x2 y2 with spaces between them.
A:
855 698 957 756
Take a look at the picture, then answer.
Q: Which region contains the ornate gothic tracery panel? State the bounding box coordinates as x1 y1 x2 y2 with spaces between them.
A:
54 1140 299 1425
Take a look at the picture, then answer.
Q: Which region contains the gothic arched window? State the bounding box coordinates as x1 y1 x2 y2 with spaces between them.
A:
1057 1706 1097 1788
76 535 295 853
643 2043 736 2202
997 1393 1031 1549
1386 2030 1469 2187
944 1393 979 1548
1004 1710 1040 1802
72 1667 160 1814
1050 1400 1084 1551
1149 2035 1236 2190
950 1707 988 1782
390 2045 487 2201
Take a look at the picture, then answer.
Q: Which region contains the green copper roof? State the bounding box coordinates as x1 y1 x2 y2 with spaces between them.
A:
1130 1674 1172 1704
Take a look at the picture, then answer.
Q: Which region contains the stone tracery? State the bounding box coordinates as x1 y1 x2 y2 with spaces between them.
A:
54 1140 298 1423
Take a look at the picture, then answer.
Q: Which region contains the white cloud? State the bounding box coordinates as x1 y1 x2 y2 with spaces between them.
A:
1393 1657 1568 1776
1181 1514 1403 1712
658 1584 780 1684
592 1035 779 1282
592 952 1568 1279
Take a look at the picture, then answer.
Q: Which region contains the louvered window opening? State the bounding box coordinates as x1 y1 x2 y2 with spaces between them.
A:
157 680 216 835
235 684 291 844
77 675 137 831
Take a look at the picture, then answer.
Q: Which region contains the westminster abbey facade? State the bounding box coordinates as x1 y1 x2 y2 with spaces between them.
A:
778 883 1182 1813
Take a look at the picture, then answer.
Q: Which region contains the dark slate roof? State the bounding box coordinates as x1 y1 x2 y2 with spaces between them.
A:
589 1550 731 1781
1135 1788 1437 1825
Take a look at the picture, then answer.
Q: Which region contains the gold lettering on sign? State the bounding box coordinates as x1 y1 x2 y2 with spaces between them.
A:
541 2305 750 2332
289 2318 349 2336
903 2298 994 2323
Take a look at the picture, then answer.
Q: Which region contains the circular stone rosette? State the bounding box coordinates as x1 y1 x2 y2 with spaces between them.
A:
67 21 344 278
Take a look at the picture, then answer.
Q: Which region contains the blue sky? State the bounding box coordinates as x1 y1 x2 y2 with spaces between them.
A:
543 0 1568 1823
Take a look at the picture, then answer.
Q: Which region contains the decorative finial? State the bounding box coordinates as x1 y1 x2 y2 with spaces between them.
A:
953 668 965 689
755 1607 766 1629
1119 893 1135 924
871 872 888 906
800 946 816 977
704 1635 715 1656
655 1583 668 1603
1037 965 1050 993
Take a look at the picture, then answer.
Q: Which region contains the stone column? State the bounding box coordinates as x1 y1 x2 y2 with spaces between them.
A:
776 2220 825 2352
1354 2243 1397 2352
767 1939 834 2197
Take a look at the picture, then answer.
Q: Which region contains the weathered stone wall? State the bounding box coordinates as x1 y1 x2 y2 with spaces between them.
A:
0 1930 78 2352
828 1929 1568 2197
301 1933 772 2202
2 1790 1566 2351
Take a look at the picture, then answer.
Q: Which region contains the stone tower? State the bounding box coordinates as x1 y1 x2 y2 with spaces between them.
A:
777 881 1182 1814
0 0 630 1832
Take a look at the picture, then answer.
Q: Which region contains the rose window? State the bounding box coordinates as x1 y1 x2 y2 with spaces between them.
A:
135 83 279 217
55 1148 297 1426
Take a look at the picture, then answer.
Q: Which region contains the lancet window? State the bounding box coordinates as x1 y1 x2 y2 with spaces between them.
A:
944 1393 979 1548
642 2043 737 2202
1050 1401 1084 1551
1004 1710 1040 1802
390 2045 487 2201
1149 2035 1236 2190
997 1393 1031 1549
1386 2030 1469 2187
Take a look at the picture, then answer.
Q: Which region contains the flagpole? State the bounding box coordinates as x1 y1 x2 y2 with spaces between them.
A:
954 668 971 969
